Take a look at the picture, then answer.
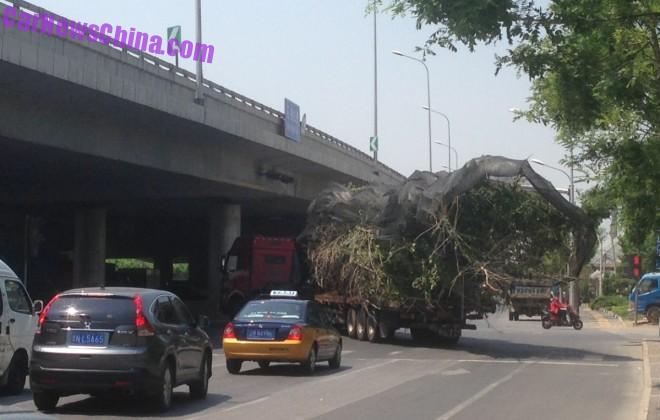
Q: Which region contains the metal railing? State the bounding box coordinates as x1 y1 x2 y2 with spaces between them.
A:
1 0 404 181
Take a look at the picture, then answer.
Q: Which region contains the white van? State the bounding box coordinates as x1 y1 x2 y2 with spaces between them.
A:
0 260 42 395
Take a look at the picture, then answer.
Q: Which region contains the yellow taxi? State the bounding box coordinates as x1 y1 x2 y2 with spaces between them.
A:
222 290 342 375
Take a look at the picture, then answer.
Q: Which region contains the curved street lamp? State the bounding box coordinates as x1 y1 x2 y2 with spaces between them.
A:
392 50 433 172
529 158 574 204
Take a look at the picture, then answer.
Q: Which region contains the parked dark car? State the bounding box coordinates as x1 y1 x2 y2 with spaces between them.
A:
30 287 213 412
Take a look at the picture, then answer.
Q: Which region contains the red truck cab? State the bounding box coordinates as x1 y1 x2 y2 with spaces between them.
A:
221 236 298 315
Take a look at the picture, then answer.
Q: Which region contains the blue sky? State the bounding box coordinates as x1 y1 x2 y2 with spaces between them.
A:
24 0 572 189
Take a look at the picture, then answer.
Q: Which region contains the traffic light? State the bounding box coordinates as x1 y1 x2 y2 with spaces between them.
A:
632 255 642 279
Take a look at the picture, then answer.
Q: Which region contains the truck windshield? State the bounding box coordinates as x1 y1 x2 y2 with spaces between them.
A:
639 278 658 293
236 300 303 321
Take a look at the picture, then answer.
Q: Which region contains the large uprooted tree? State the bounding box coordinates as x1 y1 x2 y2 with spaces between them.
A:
376 0 660 271
300 156 597 312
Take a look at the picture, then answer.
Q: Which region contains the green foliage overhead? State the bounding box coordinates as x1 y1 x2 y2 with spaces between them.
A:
381 0 660 253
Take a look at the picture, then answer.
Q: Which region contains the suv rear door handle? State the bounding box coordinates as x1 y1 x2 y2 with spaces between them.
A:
9 319 15 324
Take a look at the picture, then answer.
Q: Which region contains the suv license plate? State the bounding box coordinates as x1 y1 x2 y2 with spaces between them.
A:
70 331 107 346
247 328 275 340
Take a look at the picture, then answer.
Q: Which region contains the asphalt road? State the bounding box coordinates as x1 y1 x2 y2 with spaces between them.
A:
0 310 644 420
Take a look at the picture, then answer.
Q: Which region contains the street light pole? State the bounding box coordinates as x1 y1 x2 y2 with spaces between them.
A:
530 159 574 203
194 0 204 104
530 158 578 310
434 141 458 170
393 50 432 172
373 0 378 162
424 106 452 171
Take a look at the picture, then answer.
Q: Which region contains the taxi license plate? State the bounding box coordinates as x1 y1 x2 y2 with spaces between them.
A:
246 328 275 340
70 331 107 346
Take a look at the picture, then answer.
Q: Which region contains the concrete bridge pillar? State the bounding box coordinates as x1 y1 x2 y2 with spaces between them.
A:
73 209 106 288
208 204 241 316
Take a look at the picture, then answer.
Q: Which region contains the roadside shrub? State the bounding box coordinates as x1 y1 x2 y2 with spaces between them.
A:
603 273 636 296
590 295 628 311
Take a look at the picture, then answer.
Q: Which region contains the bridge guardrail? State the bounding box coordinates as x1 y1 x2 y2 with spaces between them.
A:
2 0 405 182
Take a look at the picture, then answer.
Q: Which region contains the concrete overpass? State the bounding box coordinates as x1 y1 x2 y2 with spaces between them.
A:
0 0 404 309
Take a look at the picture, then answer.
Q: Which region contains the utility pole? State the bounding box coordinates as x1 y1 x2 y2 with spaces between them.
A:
610 209 618 274
392 51 432 172
194 0 204 104
373 0 378 162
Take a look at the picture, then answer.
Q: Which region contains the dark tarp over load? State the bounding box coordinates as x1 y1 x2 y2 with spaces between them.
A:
300 156 596 311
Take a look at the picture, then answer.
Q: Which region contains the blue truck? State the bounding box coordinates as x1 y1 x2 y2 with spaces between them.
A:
629 273 660 324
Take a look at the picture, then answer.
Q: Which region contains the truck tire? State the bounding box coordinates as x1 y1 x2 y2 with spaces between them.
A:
227 296 245 318
508 311 514 321
356 307 368 341
410 328 433 344
379 323 395 341
647 307 660 325
366 314 379 343
439 335 460 346
514 312 520 321
346 308 358 339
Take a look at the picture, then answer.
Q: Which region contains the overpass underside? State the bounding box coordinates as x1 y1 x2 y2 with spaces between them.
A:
0 60 329 312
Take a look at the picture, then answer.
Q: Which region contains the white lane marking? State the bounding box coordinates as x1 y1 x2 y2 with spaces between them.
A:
639 341 651 420
184 396 272 420
441 368 470 376
317 358 400 384
222 396 270 413
455 359 619 368
342 350 355 355
388 350 403 356
436 363 527 420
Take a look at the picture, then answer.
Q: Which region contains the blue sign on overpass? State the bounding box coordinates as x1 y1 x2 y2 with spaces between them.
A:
284 98 301 142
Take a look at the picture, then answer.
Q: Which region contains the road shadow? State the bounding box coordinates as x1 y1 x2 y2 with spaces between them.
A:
238 363 351 378
0 389 33 405
452 336 640 363
363 331 641 364
48 391 231 417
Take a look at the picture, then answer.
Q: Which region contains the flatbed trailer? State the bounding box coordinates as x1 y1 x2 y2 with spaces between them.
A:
314 292 476 345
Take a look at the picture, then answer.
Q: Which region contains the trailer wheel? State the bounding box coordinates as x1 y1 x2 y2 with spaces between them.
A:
439 335 460 347
356 307 368 341
410 328 433 344
366 314 379 343
346 308 358 339
378 323 395 341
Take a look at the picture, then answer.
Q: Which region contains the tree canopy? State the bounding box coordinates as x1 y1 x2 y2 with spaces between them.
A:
381 0 660 265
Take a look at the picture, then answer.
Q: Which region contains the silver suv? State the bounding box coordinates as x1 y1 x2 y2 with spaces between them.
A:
30 287 213 412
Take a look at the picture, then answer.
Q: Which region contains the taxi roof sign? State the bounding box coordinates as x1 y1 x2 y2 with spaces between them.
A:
270 290 298 297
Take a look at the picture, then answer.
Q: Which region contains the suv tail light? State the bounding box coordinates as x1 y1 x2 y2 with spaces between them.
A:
36 294 60 334
223 322 236 339
133 295 155 336
287 325 303 341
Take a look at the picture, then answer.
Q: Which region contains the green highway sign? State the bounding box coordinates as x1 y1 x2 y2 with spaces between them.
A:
369 136 378 152
167 25 182 46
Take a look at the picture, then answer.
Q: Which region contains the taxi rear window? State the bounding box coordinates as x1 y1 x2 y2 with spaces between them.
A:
236 301 304 321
